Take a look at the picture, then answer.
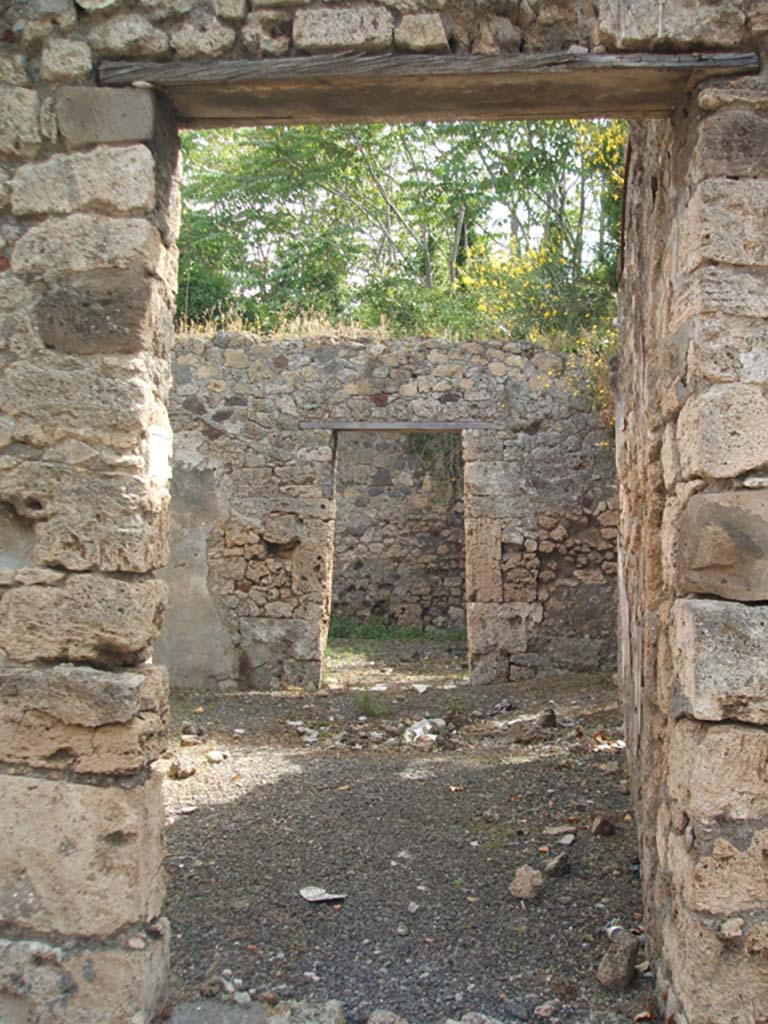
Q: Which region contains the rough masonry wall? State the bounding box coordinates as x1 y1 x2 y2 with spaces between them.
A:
618 77 768 1024
4 0 765 70
331 431 467 633
161 333 617 692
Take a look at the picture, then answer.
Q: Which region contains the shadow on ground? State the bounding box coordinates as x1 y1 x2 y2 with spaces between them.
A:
163 642 650 1024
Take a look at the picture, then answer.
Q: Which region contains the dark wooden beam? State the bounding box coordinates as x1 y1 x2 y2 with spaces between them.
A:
99 51 758 126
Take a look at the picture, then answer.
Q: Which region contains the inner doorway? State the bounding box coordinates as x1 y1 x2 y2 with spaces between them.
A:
328 426 468 703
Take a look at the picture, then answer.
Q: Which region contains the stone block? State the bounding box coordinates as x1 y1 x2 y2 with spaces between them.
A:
598 0 745 48
676 493 768 602
214 0 246 16
467 600 540 655
17 0 77 45
0 664 168 773
677 384 768 480
0 663 166 728
88 13 170 58
0 273 41 357
0 55 28 86
40 37 93 83
57 87 155 149
0 772 165 937
678 180 768 276
464 460 521 497
0 924 169 1024
0 358 153 450
242 616 322 661
35 268 170 356
0 446 168 577
472 14 522 54
291 519 334 600
679 315 768 386
669 829 768 916
671 267 768 335
394 13 449 51
698 76 768 114
294 5 393 52
661 899 768 1024
747 0 768 33
469 648 509 686
667 718 768 822
503 554 539 603
242 11 292 56
465 517 502 602
691 108 768 184
672 599 768 722
0 88 40 158
35 474 168 575
0 575 167 667
239 616 323 688
12 145 155 216
462 431 504 462
170 9 237 57
13 213 163 278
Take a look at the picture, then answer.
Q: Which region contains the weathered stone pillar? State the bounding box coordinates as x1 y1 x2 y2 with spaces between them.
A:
619 76 768 1024
0 71 180 1021
231 425 337 690
463 426 539 684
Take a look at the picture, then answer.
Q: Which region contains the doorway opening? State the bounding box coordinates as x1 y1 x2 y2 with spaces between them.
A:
160 116 638 1022
328 427 468 701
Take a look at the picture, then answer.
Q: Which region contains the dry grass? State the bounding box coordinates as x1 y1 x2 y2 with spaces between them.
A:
175 311 393 342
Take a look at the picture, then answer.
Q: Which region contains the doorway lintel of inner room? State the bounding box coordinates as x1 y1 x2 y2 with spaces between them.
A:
301 421 494 432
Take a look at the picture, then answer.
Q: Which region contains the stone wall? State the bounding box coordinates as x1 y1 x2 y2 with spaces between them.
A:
4 0 764 70
2 1 768 1021
618 78 768 1024
159 333 617 691
331 430 466 632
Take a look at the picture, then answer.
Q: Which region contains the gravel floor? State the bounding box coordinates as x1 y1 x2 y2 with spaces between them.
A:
162 637 652 1024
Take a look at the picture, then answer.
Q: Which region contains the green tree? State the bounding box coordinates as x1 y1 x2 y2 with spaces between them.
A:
177 120 627 341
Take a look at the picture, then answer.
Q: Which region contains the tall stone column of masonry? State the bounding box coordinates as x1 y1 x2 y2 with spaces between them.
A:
463 426 537 685
0 65 180 1023
208 336 339 690
230 424 337 691
165 332 339 691
619 78 768 1024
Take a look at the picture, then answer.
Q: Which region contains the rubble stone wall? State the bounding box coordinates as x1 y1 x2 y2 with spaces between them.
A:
2 1 768 1021
160 332 617 691
331 430 467 632
618 77 768 1024
3 0 766 70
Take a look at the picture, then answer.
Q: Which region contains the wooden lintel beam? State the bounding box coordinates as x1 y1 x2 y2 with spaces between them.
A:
301 420 493 432
98 51 758 125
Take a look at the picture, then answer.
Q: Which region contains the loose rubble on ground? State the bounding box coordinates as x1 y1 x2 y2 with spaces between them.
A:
161 637 654 1024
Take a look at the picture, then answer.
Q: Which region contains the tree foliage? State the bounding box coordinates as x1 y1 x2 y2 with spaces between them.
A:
177 119 627 345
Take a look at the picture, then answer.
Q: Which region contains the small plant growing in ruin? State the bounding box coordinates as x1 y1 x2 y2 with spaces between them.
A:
356 690 388 718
